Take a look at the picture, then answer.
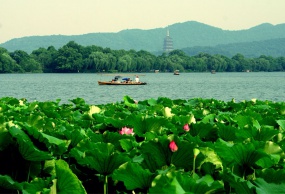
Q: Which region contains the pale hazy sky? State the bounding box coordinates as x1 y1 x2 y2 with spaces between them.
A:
0 0 285 44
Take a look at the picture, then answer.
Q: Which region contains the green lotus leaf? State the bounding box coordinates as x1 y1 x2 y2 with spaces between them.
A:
69 98 89 112
22 123 71 155
25 113 45 129
87 129 134 151
125 115 166 137
43 160 56 176
147 98 158 106
149 172 185 194
37 101 61 119
214 139 235 166
231 143 267 167
171 141 196 170
150 171 224 194
196 174 214 185
72 110 83 122
201 113 216 124
0 175 22 191
233 115 254 128
190 122 217 141
54 159 87 194
256 168 285 184
255 155 276 168
255 126 279 141
26 161 43 180
102 131 134 150
157 97 174 108
256 141 284 166
0 127 12 151
141 152 162 173
264 141 283 155
22 177 52 194
199 147 223 170
172 99 187 106
277 120 285 131
278 105 285 115
200 162 216 176
104 116 127 129
141 137 172 171
217 123 237 141
86 129 104 142
112 162 154 191
170 115 193 132
223 170 256 194
184 133 203 145
9 126 53 161
254 178 285 194
119 139 133 152
144 131 158 140
63 128 87 148
123 95 138 108
70 141 129 175
236 127 258 141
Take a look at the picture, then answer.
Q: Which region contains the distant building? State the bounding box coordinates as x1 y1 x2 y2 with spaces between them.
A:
163 28 174 53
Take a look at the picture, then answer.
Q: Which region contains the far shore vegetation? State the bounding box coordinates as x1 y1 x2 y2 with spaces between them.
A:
1 41 285 73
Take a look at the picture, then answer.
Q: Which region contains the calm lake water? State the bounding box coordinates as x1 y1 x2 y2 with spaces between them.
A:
0 72 284 105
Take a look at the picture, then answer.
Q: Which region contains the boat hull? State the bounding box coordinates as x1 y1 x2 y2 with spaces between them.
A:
98 81 147 85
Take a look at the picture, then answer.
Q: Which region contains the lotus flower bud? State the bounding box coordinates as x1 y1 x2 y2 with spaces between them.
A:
193 148 200 158
169 141 178 152
183 124 190 131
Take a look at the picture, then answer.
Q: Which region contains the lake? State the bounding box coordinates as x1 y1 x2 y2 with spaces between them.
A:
0 72 284 105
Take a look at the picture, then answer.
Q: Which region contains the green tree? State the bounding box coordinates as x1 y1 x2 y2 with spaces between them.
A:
0 48 23 73
231 53 249 72
10 50 42 72
55 45 83 72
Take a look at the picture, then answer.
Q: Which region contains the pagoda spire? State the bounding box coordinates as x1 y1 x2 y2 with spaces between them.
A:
163 27 173 53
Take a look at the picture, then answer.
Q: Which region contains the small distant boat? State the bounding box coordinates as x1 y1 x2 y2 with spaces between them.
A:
211 70 216 74
98 75 147 85
154 70 159 73
98 81 147 85
174 70 180 75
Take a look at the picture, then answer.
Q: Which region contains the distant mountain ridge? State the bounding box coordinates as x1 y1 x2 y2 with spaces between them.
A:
181 38 285 58
1 21 285 57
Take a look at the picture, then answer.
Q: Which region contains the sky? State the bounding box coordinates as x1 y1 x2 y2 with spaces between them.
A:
0 0 285 44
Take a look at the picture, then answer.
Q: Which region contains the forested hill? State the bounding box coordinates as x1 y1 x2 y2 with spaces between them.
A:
1 21 285 56
181 38 285 58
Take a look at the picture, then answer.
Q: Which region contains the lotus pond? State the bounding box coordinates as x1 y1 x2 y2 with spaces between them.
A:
1 96 285 193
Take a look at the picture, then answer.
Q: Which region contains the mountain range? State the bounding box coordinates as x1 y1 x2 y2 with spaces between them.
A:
1 21 285 57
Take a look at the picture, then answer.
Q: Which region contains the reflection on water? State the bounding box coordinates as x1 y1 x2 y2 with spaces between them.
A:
0 72 284 104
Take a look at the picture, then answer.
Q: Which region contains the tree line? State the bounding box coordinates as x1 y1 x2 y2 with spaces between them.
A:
1 41 285 73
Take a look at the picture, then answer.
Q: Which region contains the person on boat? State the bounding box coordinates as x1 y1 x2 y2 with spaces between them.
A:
135 76 139 83
114 76 120 83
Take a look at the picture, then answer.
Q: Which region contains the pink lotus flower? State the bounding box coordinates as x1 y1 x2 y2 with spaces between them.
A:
119 127 134 135
169 141 178 152
183 124 190 131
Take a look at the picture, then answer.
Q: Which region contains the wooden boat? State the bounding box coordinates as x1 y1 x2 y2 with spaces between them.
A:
98 81 147 85
174 70 180 75
211 70 216 74
98 75 147 85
